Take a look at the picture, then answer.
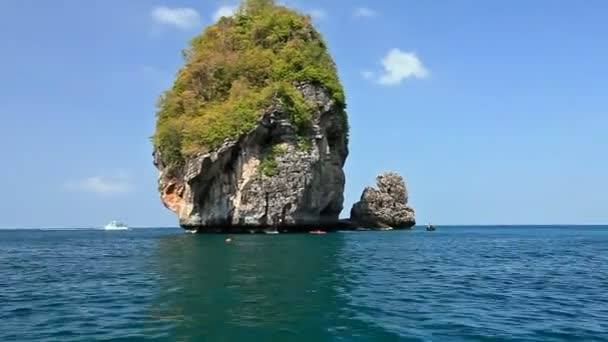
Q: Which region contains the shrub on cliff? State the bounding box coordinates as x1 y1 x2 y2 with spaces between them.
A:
153 0 346 166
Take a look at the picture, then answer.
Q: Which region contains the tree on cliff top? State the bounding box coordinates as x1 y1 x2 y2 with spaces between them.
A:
153 0 347 166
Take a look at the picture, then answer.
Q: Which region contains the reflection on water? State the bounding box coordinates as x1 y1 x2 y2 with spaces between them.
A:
151 228 608 341
152 234 352 340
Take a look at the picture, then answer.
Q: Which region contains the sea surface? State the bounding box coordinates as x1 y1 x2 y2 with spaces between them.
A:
1 226 607 341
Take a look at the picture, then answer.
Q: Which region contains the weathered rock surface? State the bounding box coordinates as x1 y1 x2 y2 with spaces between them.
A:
350 172 416 229
154 83 348 232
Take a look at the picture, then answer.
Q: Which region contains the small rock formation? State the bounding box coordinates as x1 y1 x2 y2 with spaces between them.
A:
350 172 416 229
154 83 348 232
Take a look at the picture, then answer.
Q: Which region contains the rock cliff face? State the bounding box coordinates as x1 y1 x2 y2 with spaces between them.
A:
350 172 416 229
154 83 348 232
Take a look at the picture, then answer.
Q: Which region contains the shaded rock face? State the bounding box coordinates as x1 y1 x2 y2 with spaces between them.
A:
154 83 348 232
350 172 415 229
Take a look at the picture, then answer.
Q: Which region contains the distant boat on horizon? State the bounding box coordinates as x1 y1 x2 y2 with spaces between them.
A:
426 223 436 231
104 221 129 231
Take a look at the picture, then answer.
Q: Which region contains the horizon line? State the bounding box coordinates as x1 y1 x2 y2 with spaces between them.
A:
1 224 607 230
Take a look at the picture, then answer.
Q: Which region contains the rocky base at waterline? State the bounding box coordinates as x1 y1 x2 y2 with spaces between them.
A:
179 218 409 234
349 172 416 229
182 222 350 234
169 171 416 234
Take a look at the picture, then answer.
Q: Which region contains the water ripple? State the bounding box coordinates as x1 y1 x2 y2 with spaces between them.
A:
1 227 608 341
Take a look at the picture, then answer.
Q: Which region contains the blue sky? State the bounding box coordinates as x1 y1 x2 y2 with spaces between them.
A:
0 0 606 227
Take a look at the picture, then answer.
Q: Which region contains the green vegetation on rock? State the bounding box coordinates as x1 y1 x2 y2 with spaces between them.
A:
296 136 313 152
259 156 278 177
153 0 346 166
259 143 286 177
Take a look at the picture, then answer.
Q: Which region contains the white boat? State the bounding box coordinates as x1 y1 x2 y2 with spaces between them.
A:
264 229 280 235
104 220 129 230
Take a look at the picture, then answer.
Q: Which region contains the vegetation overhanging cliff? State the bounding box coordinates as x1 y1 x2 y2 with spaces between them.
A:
153 0 348 167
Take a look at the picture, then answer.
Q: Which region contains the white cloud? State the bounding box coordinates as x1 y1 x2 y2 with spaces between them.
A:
65 174 133 196
151 6 201 29
353 7 378 18
213 5 238 21
376 49 429 85
308 9 327 20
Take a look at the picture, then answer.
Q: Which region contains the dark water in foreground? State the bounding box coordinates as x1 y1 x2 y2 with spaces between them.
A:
1 226 608 341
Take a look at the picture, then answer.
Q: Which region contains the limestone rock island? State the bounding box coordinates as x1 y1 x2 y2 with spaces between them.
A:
350 172 416 229
152 0 348 232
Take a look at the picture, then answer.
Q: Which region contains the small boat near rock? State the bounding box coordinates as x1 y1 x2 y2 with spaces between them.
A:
309 230 327 235
426 223 436 231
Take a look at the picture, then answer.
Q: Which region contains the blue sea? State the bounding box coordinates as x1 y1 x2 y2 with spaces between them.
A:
1 226 607 341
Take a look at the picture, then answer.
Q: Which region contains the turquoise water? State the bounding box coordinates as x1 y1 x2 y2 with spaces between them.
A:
1 226 607 341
